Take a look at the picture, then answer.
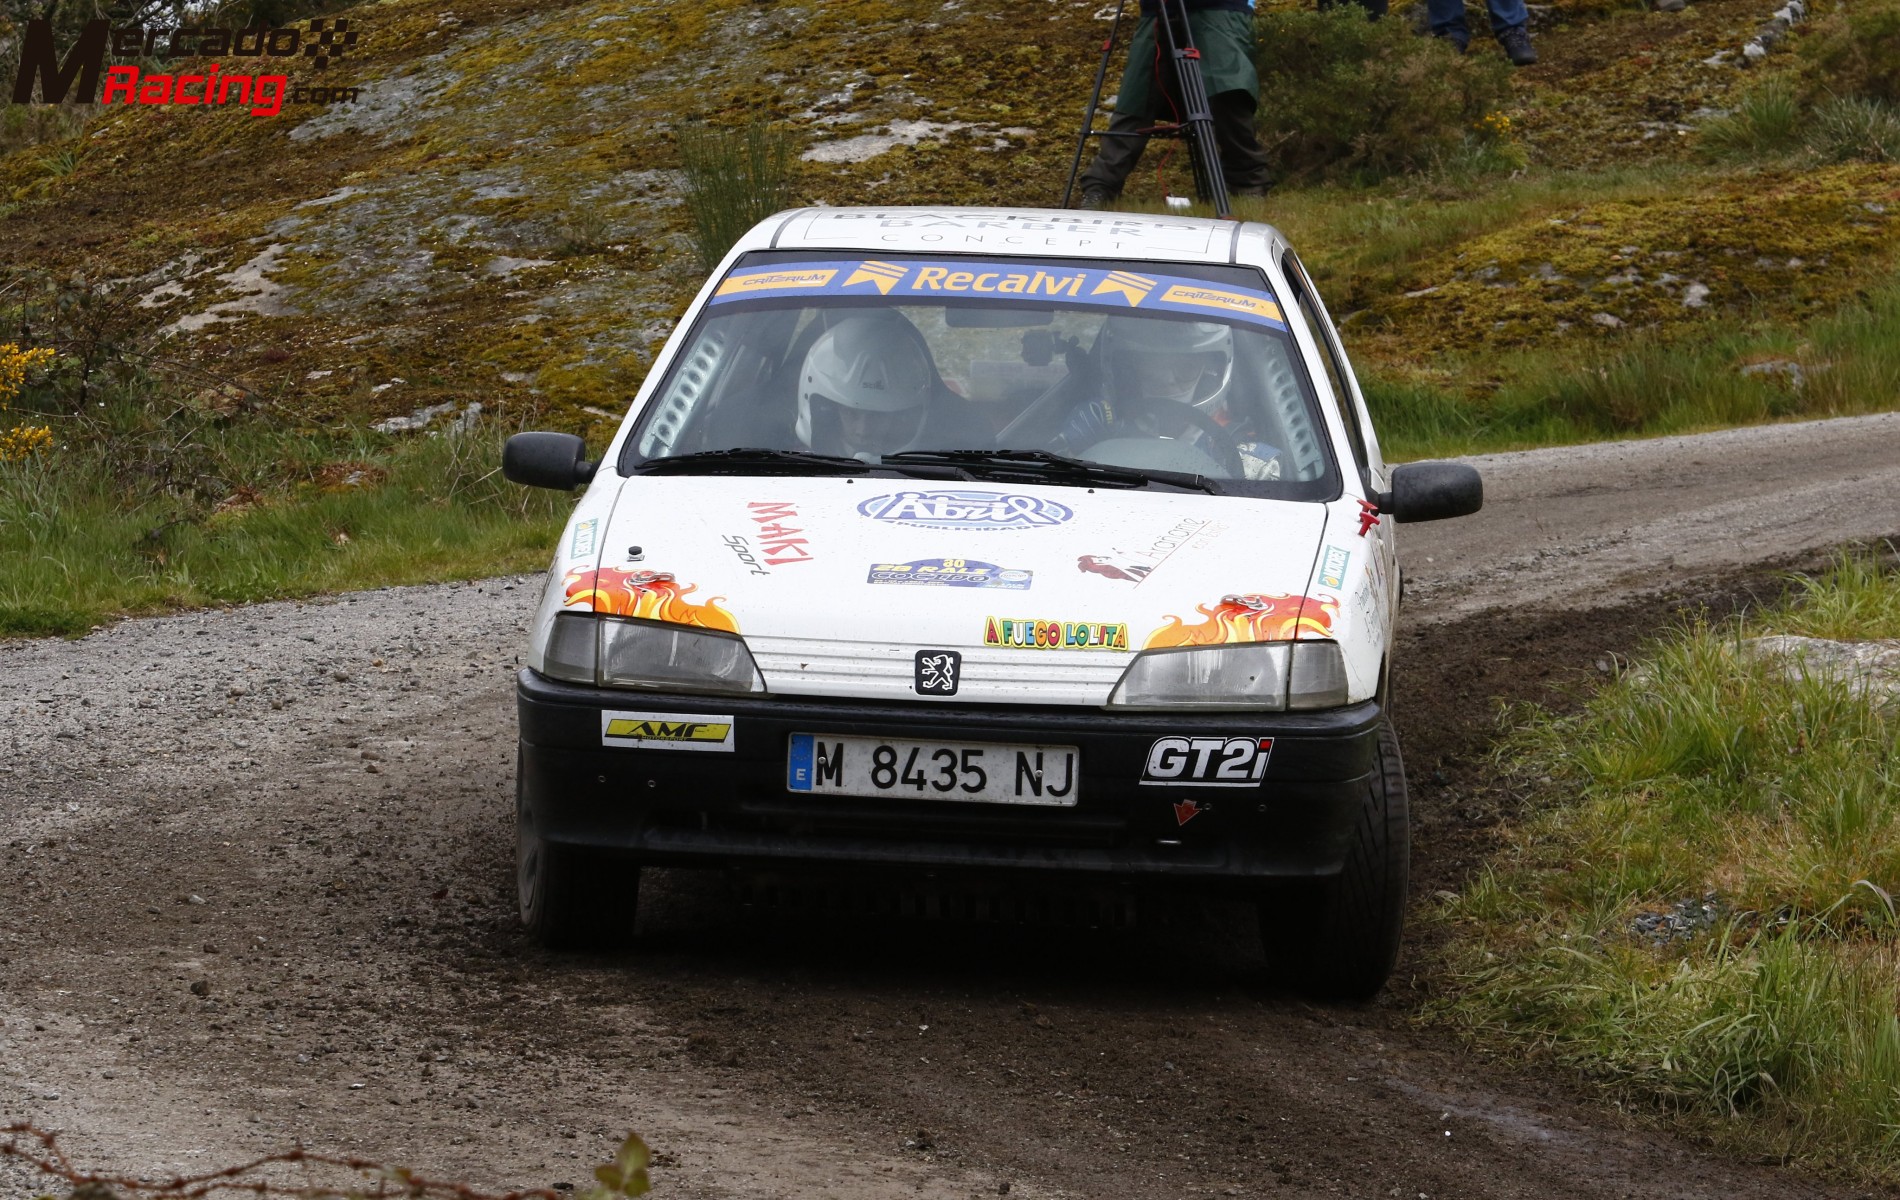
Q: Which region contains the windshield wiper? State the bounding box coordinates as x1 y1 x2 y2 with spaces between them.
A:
635 448 870 476
637 447 972 479
884 449 1221 494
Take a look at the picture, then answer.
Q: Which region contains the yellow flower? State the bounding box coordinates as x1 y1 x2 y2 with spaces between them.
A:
0 343 57 462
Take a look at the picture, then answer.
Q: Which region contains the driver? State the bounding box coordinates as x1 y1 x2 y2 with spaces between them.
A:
794 313 936 461
1054 315 1283 480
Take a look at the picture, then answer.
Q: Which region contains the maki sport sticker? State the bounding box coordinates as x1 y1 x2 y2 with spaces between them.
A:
868 558 1032 590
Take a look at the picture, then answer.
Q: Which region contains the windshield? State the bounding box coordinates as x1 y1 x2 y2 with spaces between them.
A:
621 253 1339 498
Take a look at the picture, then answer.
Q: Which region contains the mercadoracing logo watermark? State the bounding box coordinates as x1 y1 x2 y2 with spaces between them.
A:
9 14 363 118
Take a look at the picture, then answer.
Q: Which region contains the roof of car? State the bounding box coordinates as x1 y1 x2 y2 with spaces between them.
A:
761 206 1264 265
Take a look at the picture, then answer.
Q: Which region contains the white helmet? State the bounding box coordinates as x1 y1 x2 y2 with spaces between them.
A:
1099 316 1234 412
795 315 935 458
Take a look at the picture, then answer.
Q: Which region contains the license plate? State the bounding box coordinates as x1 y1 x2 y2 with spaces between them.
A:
786 734 1080 806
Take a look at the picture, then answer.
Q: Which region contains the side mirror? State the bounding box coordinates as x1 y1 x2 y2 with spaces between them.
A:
503 432 597 491
1380 461 1482 523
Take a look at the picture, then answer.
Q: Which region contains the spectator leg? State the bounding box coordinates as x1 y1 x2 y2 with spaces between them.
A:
1210 91 1273 197
1078 108 1152 201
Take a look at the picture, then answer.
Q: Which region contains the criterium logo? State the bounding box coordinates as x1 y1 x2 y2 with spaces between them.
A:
10 12 365 118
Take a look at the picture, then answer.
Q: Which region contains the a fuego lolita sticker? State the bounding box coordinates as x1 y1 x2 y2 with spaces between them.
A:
857 490 1072 530
1143 593 1336 650
562 568 739 633
984 616 1129 651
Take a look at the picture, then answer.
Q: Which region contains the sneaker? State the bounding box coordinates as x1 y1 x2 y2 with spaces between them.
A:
1077 187 1114 211
1497 25 1538 65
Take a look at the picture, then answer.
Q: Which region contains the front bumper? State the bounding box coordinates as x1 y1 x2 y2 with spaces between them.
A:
516 669 1383 885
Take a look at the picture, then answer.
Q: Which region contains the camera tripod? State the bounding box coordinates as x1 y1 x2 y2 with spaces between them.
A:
1060 0 1232 219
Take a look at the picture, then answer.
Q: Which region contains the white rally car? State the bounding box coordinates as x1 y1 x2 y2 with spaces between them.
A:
503 207 1480 998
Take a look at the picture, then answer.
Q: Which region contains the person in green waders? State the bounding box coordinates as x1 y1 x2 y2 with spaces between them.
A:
1076 0 1273 209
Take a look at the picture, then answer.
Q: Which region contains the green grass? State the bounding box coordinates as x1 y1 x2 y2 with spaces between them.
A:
1435 553 1900 1181
0 423 568 637
676 121 797 273
1364 277 1900 458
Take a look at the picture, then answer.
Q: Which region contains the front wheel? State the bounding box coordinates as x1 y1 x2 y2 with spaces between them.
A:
517 757 640 949
1260 720 1409 1001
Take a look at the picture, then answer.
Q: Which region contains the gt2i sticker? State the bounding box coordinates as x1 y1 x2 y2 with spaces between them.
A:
1140 736 1274 787
870 558 1032 590
857 490 1072 530
601 711 735 752
1318 544 1350 590
984 616 1129 651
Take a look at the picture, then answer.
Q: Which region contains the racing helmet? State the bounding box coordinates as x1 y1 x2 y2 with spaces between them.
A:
1098 315 1234 413
795 314 935 458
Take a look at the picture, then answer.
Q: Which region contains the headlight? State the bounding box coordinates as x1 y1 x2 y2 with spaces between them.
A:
1107 641 1348 710
537 612 765 695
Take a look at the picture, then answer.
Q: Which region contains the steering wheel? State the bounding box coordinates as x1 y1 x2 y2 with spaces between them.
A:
1104 396 1247 479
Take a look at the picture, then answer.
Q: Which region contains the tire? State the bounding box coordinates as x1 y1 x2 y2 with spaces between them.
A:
516 757 641 949
1260 720 1410 1001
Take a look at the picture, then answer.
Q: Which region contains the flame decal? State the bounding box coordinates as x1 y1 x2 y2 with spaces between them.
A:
561 568 740 634
1142 593 1337 650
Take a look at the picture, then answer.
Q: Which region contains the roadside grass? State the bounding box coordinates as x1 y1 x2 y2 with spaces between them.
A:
1364 275 1900 459
0 425 567 637
1223 169 1900 461
1434 553 1900 1181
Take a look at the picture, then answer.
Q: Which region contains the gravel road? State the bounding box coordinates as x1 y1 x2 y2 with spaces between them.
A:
4 414 1897 1200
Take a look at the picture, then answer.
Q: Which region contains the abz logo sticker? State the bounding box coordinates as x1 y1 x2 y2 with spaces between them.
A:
858 490 1072 530
984 616 1128 651
601 711 736 752
1141 736 1274 787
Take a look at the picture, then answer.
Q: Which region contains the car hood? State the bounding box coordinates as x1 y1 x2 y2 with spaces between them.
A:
562 476 1334 704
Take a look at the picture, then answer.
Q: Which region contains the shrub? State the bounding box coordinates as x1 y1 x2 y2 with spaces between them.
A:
1797 0 1900 106
1254 7 1514 183
676 122 798 273
1805 94 1900 164
1697 78 1804 159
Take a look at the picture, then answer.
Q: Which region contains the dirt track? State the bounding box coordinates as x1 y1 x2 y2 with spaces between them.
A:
5 413 1899 1200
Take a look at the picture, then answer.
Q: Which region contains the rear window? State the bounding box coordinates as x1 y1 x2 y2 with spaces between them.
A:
622 253 1339 498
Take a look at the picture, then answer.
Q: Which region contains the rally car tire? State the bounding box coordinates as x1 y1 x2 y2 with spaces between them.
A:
516 758 641 949
1260 719 1409 1001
